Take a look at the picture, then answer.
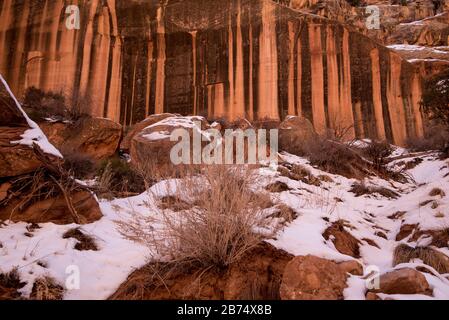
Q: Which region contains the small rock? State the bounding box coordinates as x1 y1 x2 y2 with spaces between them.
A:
338 260 363 276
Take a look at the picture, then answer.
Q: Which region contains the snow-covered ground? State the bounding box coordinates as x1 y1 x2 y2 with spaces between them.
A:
1 148 449 300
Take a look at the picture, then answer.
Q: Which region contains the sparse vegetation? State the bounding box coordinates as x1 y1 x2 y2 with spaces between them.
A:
407 124 449 155
362 141 393 172
63 228 98 251
22 87 90 122
419 69 449 157
117 165 275 270
30 277 64 300
350 182 399 199
301 138 369 179
0 268 25 300
96 157 145 198
393 244 449 274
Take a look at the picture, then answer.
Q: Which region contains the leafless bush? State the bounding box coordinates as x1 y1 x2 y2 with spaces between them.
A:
95 157 145 199
117 165 275 269
362 141 393 171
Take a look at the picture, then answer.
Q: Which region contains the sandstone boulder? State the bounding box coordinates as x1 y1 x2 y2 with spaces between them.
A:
278 116 317 154
121 113 179 151
40 117 122 161
280 255 348 300
0 127 44 177
130 115 210 170
372 268 431 295
323 221 361 258
0 75 102 225
338 260 364 276
0 190 102 225
110 242 293 300
0 76 62 178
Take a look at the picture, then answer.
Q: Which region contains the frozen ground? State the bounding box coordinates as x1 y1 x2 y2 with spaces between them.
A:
1 147 449 300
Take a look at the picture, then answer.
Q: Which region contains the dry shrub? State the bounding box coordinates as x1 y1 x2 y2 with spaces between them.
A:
0 144 91 224
30 277 64 300
96 156 145 198
301 139 369 179
22 87 90 122
393 244 449 274
63 228 98 251
118 165 274 269
362 141 393 171
407 124 449 156
0 268 25 300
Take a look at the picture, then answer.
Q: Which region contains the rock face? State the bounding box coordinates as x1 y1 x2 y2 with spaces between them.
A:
0 0 424 145
291 0 449 46
40 117 122 161
280 255 348 300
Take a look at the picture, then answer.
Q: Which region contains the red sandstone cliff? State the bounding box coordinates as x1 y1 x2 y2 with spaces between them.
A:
0 0 425 145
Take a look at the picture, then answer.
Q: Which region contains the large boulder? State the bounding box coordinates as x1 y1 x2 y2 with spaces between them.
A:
280 255 348 300
278 116 317 154
372 268 431 295
0 75 102 225
121 113 178 151
110 242 293 300
0 76 61 178
0 190 102 225
130 115 210 171
0 127 44 177
40 117 122 161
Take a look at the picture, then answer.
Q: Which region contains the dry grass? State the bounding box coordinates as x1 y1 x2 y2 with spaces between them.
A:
0 268 25 300
30 276 64 300
117 165 275 269
95 156 145 199
393 244 449 275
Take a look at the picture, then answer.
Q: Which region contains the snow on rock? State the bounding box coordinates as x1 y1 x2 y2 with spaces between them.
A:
0 74 62 158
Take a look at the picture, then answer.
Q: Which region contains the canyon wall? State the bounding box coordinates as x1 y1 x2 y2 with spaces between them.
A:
0 0 424 144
